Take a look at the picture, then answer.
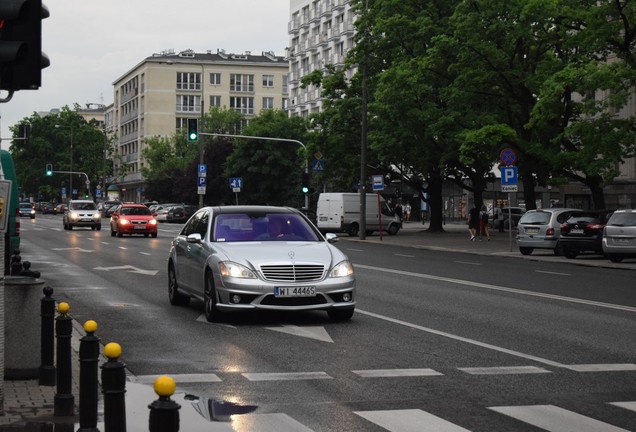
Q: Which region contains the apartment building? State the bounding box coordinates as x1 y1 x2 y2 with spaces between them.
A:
288 0 356 118
110 49 289 203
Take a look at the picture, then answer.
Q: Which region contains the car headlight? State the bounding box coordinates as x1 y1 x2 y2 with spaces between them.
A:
119 218 130 226
70 212 79 220
330 260 354 278
219 262 256 279
148 219 157 226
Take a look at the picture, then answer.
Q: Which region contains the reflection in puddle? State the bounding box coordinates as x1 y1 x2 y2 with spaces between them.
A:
184 394 258 422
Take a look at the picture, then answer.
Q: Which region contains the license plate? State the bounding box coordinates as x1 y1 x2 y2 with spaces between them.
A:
81 218 92 222
526 228 539 234
319 216 328 221
274 286 316 297
570 229 584 234
615 238 632 244
134 225 146 229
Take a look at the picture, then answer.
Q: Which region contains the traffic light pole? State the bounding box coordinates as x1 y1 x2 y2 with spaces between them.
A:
47 170 91 199
197 133 309 211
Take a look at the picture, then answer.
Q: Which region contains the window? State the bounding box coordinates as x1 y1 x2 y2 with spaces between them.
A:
262 97 274 109
262 75 274 87
209 73 221 85
230 74 254 92
210 95 221 108
282 75 288 94
230 97 254 114
176 72 201 91
176 95 201 112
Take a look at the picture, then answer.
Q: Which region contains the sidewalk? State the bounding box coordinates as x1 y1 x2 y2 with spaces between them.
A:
1 221 633 429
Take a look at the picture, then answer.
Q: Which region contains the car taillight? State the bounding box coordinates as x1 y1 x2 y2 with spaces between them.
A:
560 223 569 233
587 223 604 231
546 227 554 236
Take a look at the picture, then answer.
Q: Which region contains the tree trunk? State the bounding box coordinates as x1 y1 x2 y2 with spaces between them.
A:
426 175 445 232
586 175 606 209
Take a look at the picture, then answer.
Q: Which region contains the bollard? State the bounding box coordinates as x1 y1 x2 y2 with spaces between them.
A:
78 320 100 432
54 302 75 417
10 249 22 275
148 376 181 432
101 342 127 432
39 285 56 386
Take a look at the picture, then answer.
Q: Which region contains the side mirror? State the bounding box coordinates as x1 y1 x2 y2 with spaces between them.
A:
325 233 339 243
187 233 202 243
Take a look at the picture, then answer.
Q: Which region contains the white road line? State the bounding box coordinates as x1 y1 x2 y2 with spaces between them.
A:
352 368 443 378
346 248 365 252
232 413 314 432
133 373 222 384
608 401 636 412
536 270 570 276
355 409 472 432
139 252 151 256
118 246 127 250
242 372 331 381
394 253 415 258
488 405 631 432
459 366 551 375
565 364 636 372
354 264 636 313
454 261 481 265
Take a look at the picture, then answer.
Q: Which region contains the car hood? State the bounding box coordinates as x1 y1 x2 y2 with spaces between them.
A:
214 241 346 269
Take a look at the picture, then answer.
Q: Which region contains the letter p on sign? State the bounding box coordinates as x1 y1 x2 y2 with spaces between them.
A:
501 166 518 185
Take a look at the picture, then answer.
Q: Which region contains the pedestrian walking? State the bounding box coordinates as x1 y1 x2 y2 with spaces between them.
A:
394 202 403 228
480 205 491 241
468 205 480 241
404 202 411 222
495 203 504 232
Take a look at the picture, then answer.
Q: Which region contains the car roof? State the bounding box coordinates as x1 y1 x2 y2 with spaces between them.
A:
119 203 145 207
206 205 301 215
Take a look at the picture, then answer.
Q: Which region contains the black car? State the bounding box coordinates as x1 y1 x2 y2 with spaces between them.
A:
559 210 613 258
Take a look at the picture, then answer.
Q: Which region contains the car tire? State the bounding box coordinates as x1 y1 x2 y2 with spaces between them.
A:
519 247 533 255
168 262 190 306
151 233 158 238
608 254 624 263
388 223 399 235
553 242 564 256
328 307 354 321
68 224 73 230
110 229 116 237
204 271 222 323
96 225 101 231
564 249 578 259
116 231 123 238
348 223 359 237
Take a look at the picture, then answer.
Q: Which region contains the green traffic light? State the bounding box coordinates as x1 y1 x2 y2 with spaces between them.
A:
189 132 198 140
302 186 309 194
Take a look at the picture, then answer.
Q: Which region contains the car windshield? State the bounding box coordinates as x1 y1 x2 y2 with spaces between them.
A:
19 203 31 208
120 207 151 216
213 212 321 242
519 211 551 225
565 213 601 224
70 202 96 210
607 213 636 227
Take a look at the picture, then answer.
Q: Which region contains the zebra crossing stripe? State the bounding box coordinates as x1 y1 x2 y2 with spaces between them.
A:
355 409 471 432
488 404 631 432
609 401 636 412
232 413 314 432
564 364 636 372
458 366 551 375
132 373 222 384
242 371 332 381
352 368 443 378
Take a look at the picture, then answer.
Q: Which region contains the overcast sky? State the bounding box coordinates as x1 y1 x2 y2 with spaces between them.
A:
0 0 290 149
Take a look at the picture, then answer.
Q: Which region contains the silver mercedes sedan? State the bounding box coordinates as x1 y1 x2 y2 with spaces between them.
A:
167 205 356 322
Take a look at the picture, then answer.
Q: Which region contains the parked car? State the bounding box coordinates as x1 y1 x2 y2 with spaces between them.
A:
153 203 181 222
63 200 101 230
515 208 578 255
602 209 636 263
110 203 158 237
166 205 186 223
559 210 613 258
38 202 54 214
98 200 121 217
18 202 35 219
167 205 356 322
501 207 526 230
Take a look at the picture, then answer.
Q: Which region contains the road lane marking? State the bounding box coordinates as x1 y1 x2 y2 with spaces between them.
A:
459 366 551 375
133 373 222 384
535 270 570 276
394 253 415 258
265 325 333 343
354 264 636 313
608 401 636 412
352 368 443 378
454 261 480 265
355 409 472 432
242 372 331 381
564 364 636 372
488 405 631 432
346 248 365 252
139 252 151 256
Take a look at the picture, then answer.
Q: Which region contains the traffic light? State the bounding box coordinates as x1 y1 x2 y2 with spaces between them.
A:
0 0 50 92
45 163 52 176
187 118 198 141
301 172 310 194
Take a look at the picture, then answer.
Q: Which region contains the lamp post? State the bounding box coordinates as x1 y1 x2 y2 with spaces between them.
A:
55 124 73 201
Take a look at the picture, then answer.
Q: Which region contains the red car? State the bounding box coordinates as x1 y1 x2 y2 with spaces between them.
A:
110 204 158 238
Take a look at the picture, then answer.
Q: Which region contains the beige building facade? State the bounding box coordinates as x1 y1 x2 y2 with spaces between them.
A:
110 49 288 203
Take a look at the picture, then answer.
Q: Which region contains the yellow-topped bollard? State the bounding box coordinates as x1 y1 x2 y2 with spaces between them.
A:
103 342 122 359
154 375 176 398
57 302 70 315
83 320 98 333
149 375 181 432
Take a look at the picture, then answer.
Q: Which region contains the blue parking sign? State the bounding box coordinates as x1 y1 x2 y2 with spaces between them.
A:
501 166 518 185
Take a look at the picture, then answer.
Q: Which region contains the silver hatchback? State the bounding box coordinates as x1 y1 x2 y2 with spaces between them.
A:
167 205 356 322
602 209 636 263
516 208 578 255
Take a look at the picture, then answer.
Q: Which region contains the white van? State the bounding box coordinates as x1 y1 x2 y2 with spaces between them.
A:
316 192 401 236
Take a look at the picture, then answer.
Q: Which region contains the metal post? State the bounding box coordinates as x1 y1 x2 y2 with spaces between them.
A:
78 320 100 432
101 342 127 432
54 302 75 417
39 286 56 386
148 376 181 432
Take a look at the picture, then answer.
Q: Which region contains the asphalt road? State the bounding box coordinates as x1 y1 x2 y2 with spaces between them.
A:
17 214 636 431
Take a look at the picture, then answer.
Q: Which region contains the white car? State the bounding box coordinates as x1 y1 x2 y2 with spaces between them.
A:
63 200 101 230
167 205 356 322
516 208 578 255
602 209 636 262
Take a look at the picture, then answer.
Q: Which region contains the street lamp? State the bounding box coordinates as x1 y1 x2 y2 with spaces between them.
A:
55 124 73 200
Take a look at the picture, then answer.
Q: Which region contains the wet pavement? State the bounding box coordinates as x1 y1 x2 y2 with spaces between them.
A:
1 221 633 431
